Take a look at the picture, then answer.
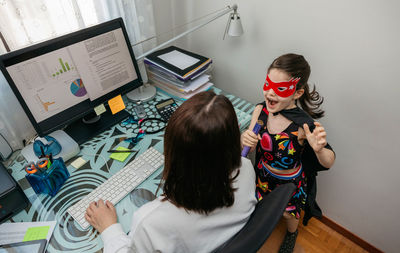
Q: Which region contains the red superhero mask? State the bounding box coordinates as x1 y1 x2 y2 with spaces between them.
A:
263 75 300 98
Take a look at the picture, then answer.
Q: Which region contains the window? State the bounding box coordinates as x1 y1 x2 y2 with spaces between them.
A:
0 0 156 55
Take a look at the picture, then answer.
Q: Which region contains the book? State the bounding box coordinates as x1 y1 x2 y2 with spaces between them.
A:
151 80 214 100
145 63 213 88
148 72 210 94
144 46 212 81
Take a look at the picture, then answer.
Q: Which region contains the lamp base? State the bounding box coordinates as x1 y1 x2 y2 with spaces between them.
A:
126 83 156 102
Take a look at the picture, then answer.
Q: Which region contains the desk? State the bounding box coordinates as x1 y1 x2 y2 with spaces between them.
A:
2 88 254 252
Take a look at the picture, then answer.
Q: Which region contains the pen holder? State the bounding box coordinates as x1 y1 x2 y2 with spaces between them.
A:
25 158 70 197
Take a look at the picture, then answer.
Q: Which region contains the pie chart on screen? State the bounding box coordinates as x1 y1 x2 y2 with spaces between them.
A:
70 79 87 97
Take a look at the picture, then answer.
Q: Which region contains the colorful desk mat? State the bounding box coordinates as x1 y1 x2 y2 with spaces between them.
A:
3 88 254 252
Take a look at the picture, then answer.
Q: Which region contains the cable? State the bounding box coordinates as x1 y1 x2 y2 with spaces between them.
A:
138 117 166 134
80 150 110 172
0 132 13 160
0 132 12 150
25 134 39 146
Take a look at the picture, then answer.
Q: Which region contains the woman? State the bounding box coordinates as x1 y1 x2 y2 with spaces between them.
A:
85 91 257 253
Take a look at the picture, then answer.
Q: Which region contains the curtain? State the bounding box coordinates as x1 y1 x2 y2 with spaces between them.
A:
0 0 156 150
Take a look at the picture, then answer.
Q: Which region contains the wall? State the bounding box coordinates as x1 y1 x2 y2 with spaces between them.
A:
153 0 400 252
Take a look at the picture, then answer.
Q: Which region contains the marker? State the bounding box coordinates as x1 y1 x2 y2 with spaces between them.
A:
40 146 45 158
241 120 264 157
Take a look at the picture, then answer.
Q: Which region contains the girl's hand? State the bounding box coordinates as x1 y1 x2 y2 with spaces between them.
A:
303 122 327 153
85 199 117 233
241 129 261 152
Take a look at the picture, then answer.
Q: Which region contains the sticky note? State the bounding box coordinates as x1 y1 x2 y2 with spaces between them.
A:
94 104 106 116
71 157 87 169
23 226 50 241
109 147 132 162
108 95 126 115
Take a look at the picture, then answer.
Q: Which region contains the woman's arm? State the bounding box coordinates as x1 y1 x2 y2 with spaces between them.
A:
86 200 136 253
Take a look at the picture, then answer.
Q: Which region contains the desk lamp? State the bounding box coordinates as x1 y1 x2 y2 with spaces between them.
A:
126 4 244 102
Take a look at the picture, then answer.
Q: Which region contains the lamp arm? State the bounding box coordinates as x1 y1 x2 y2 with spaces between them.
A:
223 13 233 40
135 4 237 60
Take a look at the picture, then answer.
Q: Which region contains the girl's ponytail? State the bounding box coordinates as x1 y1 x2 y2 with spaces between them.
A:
298 83 324 119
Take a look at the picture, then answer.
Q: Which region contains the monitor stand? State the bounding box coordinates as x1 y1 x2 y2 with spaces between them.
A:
126 83 156 102
64 109 130 145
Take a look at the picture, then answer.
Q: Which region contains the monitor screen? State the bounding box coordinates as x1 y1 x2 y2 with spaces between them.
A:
0 18 142 144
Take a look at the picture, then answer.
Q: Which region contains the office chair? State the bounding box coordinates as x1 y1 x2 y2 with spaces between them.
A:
216 183 296 253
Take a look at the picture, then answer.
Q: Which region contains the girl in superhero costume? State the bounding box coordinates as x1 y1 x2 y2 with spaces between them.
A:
241 54 335 252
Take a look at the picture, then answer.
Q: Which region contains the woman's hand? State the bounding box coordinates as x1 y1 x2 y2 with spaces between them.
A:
241 129 261 152
303 122 327 153
85 199 117 233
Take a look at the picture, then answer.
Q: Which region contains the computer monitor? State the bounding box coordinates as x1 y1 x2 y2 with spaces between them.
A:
0 18 142 144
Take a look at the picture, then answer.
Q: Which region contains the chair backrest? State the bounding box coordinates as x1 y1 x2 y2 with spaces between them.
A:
216 183 296 253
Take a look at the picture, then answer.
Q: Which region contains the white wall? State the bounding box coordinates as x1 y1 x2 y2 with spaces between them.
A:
153 0 400 252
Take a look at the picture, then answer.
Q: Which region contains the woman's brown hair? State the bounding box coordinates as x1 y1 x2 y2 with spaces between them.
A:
268 53 325 119
162 91 242 214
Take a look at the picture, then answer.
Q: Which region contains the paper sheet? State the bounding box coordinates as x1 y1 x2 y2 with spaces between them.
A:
157 50 200 70
71 157 88 169
0 221 57 245
94 104 106 116
68 28 138 100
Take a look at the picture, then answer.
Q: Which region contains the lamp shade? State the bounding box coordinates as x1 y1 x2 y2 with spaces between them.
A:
227 15 243 37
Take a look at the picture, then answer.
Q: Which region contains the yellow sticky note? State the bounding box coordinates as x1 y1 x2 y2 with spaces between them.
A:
94 104 106 116
108 95 126 115
109 147 133 162
23 226 50 241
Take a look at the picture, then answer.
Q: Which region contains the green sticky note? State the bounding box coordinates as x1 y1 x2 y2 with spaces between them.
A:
109 146 132 162
23 226 50 241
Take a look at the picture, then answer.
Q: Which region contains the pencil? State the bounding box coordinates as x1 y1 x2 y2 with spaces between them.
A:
107 150 137 153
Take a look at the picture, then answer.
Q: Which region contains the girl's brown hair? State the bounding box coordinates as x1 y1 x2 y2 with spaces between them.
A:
268 53 324 119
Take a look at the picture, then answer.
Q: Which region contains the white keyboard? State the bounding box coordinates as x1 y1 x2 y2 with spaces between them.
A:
68 147 164 229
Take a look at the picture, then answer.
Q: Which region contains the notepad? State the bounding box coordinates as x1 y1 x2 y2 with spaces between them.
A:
0 221 56 245
108 95 126 115
109 147 132 162
23 226 50 242
158 50 200 70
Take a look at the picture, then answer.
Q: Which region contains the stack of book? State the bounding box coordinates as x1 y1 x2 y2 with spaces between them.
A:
144 46 213 100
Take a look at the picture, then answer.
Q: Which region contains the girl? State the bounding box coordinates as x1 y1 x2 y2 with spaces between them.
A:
241 53 335 252
85 91 257 253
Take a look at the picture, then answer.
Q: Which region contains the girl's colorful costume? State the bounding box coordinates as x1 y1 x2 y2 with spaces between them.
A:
255 102 334 225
